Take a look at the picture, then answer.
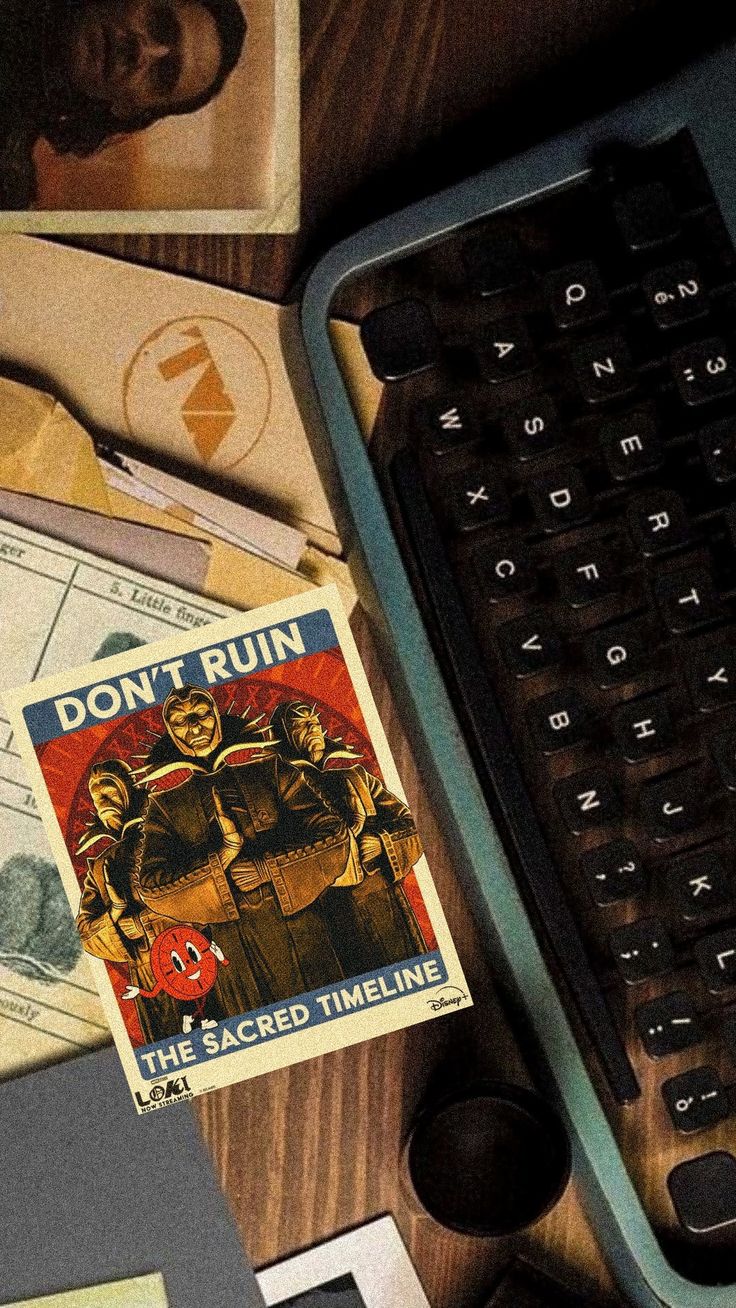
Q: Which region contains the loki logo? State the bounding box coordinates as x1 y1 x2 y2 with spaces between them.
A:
123 316 272 472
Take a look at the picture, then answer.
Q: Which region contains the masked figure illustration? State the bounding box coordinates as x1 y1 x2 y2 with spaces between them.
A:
122 924 228 1034
270 702 428 975
134 686 356 1014
76 758 181 1042
138 684 275 785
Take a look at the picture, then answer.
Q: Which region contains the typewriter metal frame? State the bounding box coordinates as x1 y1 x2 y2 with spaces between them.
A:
300 40 736 1308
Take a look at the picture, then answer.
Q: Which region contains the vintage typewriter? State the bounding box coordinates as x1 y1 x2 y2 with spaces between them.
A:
300 33 736 1308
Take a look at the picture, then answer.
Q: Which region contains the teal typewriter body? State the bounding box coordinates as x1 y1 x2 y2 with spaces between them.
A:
301 38 736 1308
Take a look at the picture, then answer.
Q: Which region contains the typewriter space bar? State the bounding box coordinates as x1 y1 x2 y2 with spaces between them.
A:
392 448 640 1105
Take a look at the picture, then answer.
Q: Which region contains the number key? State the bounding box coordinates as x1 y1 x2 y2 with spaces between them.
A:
643 260 708 329
671 337 736 406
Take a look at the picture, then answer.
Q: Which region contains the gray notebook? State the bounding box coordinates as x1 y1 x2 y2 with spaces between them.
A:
0 1047 264 1308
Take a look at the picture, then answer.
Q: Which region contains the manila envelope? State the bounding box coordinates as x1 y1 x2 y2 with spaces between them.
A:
0 237 339 551
0 375 356 613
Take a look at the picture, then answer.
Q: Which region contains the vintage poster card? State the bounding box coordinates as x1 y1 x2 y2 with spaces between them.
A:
256 1216 430 1307
6 586 471 1110
4 1274 169 1307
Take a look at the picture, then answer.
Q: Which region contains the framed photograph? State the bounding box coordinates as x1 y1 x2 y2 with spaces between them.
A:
0 0 298 233
256 1217 431 1307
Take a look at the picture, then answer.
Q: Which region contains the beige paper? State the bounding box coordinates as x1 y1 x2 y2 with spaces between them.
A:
0 488 211 592
0 375 357 613
0 239 337 552
7 585 471 1111
5 1273 169 1307
0 520 233 1081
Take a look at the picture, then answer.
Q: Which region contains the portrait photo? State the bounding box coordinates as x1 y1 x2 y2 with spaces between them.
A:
0 0 298 232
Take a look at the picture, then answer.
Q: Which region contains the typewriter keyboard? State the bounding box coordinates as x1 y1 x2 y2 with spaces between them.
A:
336 130 736 1283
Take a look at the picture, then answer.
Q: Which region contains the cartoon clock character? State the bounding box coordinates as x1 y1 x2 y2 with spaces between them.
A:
122 925 228 1034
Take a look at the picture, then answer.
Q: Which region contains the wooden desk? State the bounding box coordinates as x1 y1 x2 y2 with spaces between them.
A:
79 2 734 1302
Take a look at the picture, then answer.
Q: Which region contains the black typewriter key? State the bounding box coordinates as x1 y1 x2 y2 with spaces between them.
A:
724 1012 736 1063
652 564 724 633
474 540 536 601
415 394 481 453
687 642 736 710
635 991 703 1058
693 207 736 275
599 411 663 481
668 850 732 921
443 464 511 532
643 261 708 330
528 689 591 754
582 621 647 688
555 538 621 607
529 467 591 533
480 316 536 384
555 768 622 833
668 1152 736 1233
641 767 704 839
612 691 674 763
671 337 736 407
710 728 736 789
698 417 736 484
614 182 680 252
610 918 674 984
462 233 529 298
571 334 636 405
360 298 440 381
501 394 562 461
544 261 609 331
627 490 690 557
662 1068 730 1134
581 838 645 905
695 929 736 992
497 611 563 676
484 1261 589 1308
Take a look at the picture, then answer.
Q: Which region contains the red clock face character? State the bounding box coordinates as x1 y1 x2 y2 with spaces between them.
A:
150 926 219 1001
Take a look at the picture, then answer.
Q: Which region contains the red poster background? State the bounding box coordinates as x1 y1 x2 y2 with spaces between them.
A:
36 647 436 1046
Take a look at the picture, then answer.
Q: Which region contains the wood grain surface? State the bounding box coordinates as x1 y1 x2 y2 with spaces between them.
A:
71 1 736 1302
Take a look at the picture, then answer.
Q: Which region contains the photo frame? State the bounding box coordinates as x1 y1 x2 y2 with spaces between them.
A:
0 0 299 233
256 1217 431 1308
